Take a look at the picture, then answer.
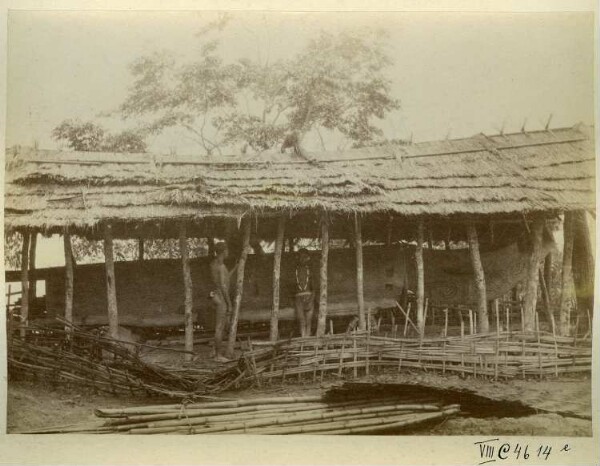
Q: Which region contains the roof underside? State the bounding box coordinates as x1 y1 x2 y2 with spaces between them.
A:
4 126 595 239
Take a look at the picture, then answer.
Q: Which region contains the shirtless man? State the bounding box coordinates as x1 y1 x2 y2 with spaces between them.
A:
293 248 315 337
209 242 238 361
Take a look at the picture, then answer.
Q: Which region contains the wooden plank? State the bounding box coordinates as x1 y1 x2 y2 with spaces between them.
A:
270 215 286 341
179 222 194 361
355 214 366 331
64 232 74 333
467 223 489 333
20 232 30 338
103 223 119 339
227 217 251 358
316 212 330 337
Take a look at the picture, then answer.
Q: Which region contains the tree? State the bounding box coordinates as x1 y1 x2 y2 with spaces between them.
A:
118 25 399 155
52 119 147 153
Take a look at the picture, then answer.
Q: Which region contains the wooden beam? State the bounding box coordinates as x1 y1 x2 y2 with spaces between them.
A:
226 217 251 358
316 212 330 337
64 232 74 334
179 222 194 361
270 215 286 341
467 223 489 333
415 219 425 335
28 231 37 304
354 214 366 331
538 267 553 325
572 210 594 313
559 212 575 336
103 223 119 339
138 238 144 261
522 218 544 332
19 232 30 338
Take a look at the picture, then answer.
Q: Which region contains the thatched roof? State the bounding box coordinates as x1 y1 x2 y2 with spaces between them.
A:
4 125 595 238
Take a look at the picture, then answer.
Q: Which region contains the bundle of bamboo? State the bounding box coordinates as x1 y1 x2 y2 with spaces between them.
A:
21 394 460 435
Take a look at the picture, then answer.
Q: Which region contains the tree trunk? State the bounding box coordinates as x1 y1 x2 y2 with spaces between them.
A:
28 232 37 304
467 223 489 333
103 223 119 339
316 212 330 337
64 232 74 334
270 215 286 341
572 210 594 314
523 218 544 332
559 212 575 335
415 219 425 335
138 238 144 261
226 217 251 357
19 231 30 338
355 214 366 331
179 223 194 361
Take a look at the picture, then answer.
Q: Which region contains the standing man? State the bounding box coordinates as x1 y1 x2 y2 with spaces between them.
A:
209 242 238 362
293 248 315 337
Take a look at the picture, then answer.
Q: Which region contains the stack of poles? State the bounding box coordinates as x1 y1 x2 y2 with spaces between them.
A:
23 395 460 435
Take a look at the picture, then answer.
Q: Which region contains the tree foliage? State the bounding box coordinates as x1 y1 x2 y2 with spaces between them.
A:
52 119 147 153
118 26 399 155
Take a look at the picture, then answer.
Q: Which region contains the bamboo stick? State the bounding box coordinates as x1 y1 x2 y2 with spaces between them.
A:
103 223 119 339
355 214 366 331
179 223 194 362
63 231 74 335
416 219 425 335
20 231 31 338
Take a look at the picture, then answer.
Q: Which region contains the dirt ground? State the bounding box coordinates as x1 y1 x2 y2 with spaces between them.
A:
6 369 592 436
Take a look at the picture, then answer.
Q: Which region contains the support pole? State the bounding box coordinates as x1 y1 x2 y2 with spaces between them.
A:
28 231 37 304
64 232 74 333
19 231 30 338
523 218 544 332
138 238 144 261
354 214 366 331
572 210 594 313
415 218 425 335
227 217 251 357
316 212 330 337
559 212 575 336
179 222 194 361
467 223 489 333
103 223 119 339
270 214 286 341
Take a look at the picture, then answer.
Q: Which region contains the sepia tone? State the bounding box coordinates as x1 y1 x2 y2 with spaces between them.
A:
3 9 595 440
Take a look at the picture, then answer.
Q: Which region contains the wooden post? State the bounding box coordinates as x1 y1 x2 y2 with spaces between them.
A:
316 212 330 337
138 238 144 261
103 223 119 340
227 216 251 358
270 214 286 341
467 223 489 333
538 266 553 326
28 231 37 304
179 222 194 361
415 218 425 335
19 231 30 338
522 218 544 332
559 212 575 336
354 213 366 331
64 232 75 333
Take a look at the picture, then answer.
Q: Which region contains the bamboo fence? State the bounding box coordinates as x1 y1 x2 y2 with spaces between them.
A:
211 330 592 390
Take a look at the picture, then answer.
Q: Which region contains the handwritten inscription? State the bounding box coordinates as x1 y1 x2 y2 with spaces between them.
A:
474 438 570 464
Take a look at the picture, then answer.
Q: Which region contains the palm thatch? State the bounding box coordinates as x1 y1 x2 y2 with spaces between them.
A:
4 126 595 237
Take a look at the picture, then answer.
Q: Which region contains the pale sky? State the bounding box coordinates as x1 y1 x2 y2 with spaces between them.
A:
6 10 595 154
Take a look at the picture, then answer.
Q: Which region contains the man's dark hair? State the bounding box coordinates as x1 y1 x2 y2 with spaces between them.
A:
214 242 228 255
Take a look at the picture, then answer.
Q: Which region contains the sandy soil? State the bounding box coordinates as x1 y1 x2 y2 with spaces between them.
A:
6 369 592 436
